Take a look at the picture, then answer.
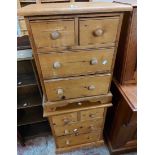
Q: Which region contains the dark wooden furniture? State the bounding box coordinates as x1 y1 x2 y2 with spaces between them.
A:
105 79 137 154
17 49 51 144
113 0 137 84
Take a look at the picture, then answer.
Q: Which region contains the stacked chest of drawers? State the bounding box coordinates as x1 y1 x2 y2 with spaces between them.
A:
18 2 132 153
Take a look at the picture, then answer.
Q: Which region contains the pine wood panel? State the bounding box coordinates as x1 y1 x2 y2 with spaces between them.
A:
56 132 100 148
50 112 77 126
79 17 120 45
80 107 104 121
30 19 75 49
18 2 132 16
44 74 111 101
38 48 114 79
53 119 103 137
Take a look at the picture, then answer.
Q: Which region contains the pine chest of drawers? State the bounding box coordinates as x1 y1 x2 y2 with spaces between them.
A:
18 2 132 153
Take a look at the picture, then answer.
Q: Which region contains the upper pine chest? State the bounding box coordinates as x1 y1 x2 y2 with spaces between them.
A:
18 2 132 105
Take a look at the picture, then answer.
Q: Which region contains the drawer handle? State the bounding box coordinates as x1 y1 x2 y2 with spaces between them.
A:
90 58 98 65
78 102 82 106
89 114 95 118
73 129 79 136
90 125 95 130
88 85 95 90
57 88 64 95
102 59 108 65
53 61 61 69
51 31 61 40
93 28 104 37
64 129 69 135
66 140 70 145
63 118 70 124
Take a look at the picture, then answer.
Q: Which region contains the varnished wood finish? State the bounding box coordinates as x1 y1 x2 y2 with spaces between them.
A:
30 19 75 49
43 93 112 109
79 17 120 45
44 100 112 150
18 3 132 152
104 79 137 154
56 132 100 148
18 2 132 16
50 112 77 126
53 119 103 136
114 0 137 84
38 48 114 79
44 74 111 101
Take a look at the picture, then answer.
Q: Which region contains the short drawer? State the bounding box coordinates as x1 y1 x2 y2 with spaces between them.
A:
53 119 103 137
81 107 105 121
50 112 77 126
56 132 100 148
79 17 119 46
30 19 75 49
44 74 111 101
38 48 114 79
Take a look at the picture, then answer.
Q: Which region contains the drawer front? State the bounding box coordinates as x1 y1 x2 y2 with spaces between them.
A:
30 19 75 49
38 48 114 79
44 74 111 101
56 132 100 148
79 17 120 46
53 119 103 137
81 108 104 121
50 112 77 126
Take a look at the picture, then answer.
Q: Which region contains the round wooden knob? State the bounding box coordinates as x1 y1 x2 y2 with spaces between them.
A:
73 129 78 133
78 102 82 106
88 85 95 90
63 118 70 124
89 114 95 118
90 125 95 130
53 61 61 69
57 88 64 95
64 129 69 135
102 59 108 65
51 31 61 40
90 58 98 65
93 28 104 37
66 140 70 145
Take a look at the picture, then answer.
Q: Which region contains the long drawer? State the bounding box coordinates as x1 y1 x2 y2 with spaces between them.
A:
53 119 103 137
38 48 114 79
55 119 103 137
44 74 111 101
56 132 100 148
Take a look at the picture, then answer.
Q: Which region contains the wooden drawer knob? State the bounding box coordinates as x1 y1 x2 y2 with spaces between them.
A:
66 140 70 145
90 125 95 130
89 114 95 118
93 28 104 37
90 58 98 65
78 102 82 106
64 129 69 135
102 59 108 65
88 85 95 90
53 61 61 69
63 118 70 124
51 31 61 40
57 88 64 95
73 128 78 133
73 128 79 136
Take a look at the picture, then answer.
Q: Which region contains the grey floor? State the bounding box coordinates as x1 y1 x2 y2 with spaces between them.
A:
17 135 137 155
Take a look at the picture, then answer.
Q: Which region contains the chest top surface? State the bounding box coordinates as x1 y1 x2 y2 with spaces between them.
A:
18 2 132 17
